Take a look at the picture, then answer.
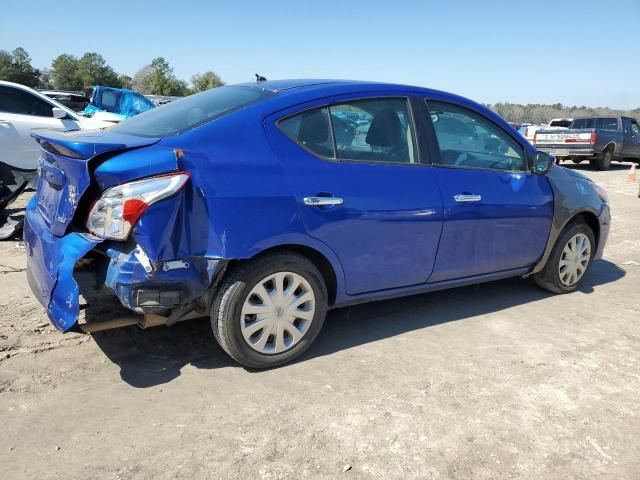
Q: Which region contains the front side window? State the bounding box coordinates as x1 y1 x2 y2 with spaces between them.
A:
278 97 418 164
631 119 640 136
0 86 53 117
427 100 525 171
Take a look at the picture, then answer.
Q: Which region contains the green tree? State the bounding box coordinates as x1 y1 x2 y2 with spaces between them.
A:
38 68 52 89
191 71 224 92
77 52 121 88
50 54 82 90
134 58 191 96
148 57 186 96
118 74 133 89
132 65 154 94
0 50 13 81
0 47 40 87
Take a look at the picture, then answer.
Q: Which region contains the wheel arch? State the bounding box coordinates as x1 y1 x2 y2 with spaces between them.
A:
529 206 602 276
568 211 600 247
603 142 617 155
226 238 345 306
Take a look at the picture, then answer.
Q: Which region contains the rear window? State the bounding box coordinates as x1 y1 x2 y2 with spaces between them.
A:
110 86 275 137
549 119 572 128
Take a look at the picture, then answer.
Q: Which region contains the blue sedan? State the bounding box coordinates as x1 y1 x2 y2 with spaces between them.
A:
24 79 611 368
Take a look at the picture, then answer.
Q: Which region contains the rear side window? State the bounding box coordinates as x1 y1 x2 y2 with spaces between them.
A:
330 98 416 164
596 118 618 131
0 86 53 117
111 86 275 138
278 97 417 164
427 100 525 171
572 118 595 129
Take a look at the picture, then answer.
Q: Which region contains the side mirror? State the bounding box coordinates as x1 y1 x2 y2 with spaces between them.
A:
533 151 555 174
52 107 67 119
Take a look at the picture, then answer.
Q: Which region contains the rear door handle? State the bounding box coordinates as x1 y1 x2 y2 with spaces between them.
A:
454 194 482 203
303 196 344 206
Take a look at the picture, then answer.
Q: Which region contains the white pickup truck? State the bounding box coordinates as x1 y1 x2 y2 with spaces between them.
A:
523 118 572 144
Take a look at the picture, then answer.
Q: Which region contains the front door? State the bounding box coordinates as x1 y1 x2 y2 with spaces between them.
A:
622 117 640 158
266 95 444 295
420 99 553 282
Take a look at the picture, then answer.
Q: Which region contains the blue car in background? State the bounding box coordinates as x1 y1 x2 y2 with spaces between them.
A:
24 80 611 368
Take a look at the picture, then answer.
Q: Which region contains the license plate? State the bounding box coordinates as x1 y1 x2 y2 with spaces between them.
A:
37 180 63 224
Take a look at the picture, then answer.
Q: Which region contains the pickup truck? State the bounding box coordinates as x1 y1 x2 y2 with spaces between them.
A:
534 116 640 170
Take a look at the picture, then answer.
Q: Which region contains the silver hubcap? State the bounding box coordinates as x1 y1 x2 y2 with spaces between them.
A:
240 272 315 354
559 233 591 286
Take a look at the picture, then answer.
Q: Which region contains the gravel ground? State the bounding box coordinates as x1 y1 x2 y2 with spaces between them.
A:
1 163 639 480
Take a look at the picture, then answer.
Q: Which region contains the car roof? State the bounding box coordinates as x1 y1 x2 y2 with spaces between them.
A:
232 78 477 108
234 79 369 92
573 115 620 119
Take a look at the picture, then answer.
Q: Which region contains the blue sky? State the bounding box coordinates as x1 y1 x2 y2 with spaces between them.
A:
2 0 638 108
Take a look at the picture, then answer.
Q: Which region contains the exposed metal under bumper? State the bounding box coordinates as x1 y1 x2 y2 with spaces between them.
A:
77 310 204 334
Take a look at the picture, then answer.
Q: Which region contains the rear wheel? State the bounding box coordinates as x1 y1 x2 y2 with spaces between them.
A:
211 251 328 368
571 158 583 164
534 221 595 294
591 149 612 171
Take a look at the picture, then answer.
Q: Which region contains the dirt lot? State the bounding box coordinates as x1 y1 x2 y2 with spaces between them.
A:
1 164 639 480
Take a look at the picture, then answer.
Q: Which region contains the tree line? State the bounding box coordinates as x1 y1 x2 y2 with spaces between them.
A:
487 102 640 125
0 47 224 96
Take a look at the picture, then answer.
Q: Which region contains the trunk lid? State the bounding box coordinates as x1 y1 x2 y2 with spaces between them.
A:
31 129 159 236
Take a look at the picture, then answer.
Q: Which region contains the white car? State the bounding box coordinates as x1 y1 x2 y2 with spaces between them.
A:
0 80 111 171
523 118 573 144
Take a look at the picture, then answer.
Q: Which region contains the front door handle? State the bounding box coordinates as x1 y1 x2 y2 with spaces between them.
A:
454 194 482 203
303 196 344 206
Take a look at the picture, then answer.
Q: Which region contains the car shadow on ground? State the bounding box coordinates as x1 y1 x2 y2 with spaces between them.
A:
560 161 634 171
90 259 625 388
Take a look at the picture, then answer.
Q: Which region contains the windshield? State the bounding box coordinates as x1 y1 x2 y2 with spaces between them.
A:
111 86 275 137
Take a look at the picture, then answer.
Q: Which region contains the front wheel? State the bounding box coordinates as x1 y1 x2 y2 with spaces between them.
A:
211 251 328 368
534 222 596 294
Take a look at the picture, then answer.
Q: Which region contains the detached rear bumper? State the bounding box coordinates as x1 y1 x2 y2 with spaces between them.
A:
24 197 102 331
24 197 226 332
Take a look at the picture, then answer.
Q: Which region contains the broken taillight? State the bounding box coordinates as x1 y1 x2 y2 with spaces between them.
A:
86 172 190 240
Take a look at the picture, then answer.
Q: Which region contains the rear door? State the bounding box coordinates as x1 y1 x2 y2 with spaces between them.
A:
418 98 553 282
265 94 444 295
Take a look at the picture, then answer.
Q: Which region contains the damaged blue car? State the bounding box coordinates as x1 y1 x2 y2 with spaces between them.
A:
24 79 611 368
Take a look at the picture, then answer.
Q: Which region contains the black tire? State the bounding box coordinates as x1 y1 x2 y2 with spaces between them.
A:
571 158 583 164
533 221 596 294
591 149 612 171
211 251 328 368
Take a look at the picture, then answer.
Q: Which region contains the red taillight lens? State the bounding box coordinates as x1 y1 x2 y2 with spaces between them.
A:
533 133 537 144
86 172 190 240
590 132 597 144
